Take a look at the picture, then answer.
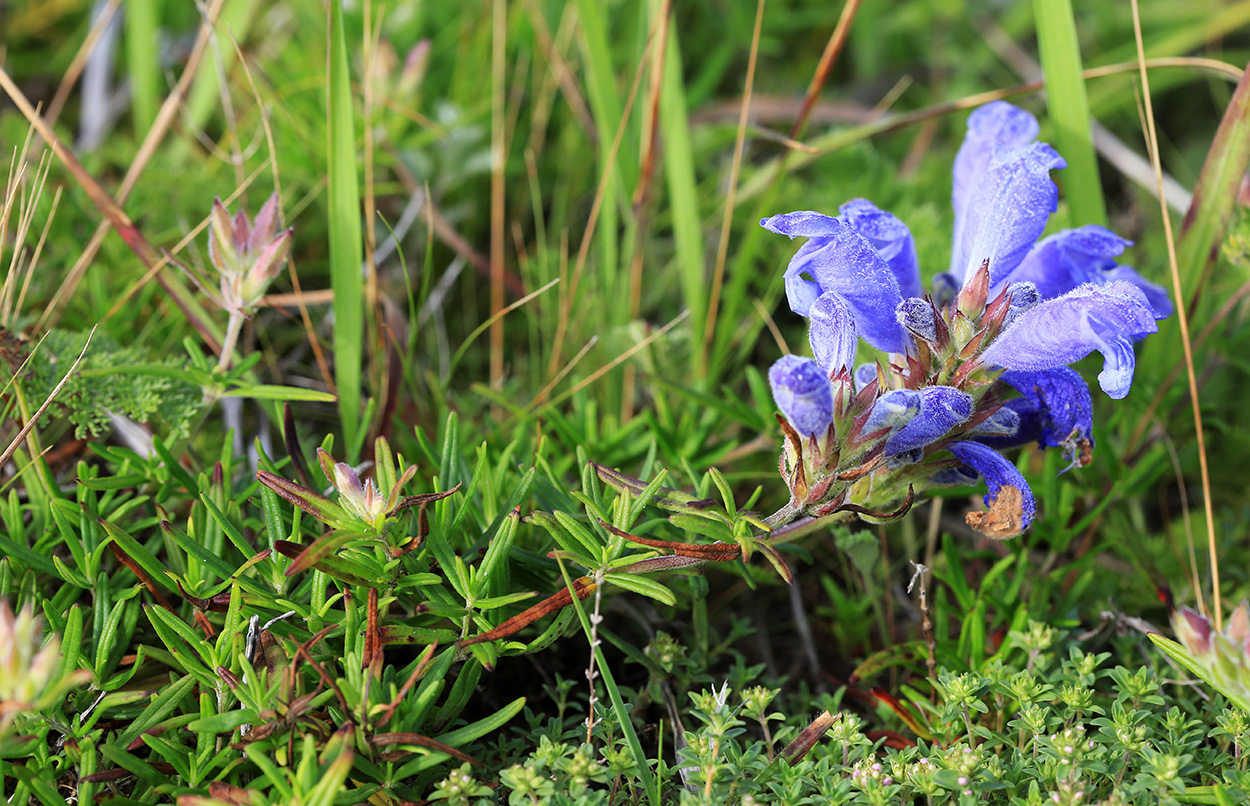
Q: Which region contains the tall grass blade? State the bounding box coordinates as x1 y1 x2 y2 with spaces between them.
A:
650 0 705 377
1033 0 1107 227
1177 63 1250 306
124 0 159 135
327 0 364 456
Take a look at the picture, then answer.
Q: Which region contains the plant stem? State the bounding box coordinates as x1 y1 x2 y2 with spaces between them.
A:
217 310 245 374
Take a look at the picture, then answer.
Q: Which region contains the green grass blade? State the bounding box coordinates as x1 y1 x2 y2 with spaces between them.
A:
1033 0 1106 228
1177 62 1250 303
327 0 364 457
124 0 159 135
652 1 706 378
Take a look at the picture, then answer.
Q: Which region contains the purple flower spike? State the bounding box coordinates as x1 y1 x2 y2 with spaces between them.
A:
1000 226 1173 317
883 386 973 456
975 398 1045 453
951 142 1065 286
839 199 923 300
761 212 911 353
980 281 1160 399
809 292 859 373
769 355 834 437
1001 368 1094 467
948 441 1037 539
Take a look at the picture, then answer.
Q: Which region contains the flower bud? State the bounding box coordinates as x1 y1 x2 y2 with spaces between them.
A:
769 355 834 438
897 297 938 345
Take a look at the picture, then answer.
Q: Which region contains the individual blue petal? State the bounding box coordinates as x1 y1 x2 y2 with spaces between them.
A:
838 198 923 299
864 388 921 433
971 406 1021 437
947 441 1037 538
769 355 834 437
950 143 1065 286
883 386 973 456
761 210 842 239
998 225 1173 317
1001 368 1095 468
974 398 1044 452
767 214 911 352
998 225 1127 299
809 292 859 373
979 281 1160 399
897 297 937 345
952 102 1040 232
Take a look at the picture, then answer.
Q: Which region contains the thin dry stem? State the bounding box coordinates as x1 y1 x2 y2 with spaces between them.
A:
490 0 507 413
1130 0 1221 629
789 0 863 141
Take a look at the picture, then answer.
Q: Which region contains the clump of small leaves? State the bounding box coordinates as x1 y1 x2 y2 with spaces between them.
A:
14 328 201 438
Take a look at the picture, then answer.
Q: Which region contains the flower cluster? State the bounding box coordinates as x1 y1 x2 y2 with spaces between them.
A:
1168 601 1250 711
208 193 293 315
0 600 89 737
765 101 1169 538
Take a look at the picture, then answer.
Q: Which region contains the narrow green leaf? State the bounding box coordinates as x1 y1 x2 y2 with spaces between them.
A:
327 0 364 455
222 384 336 402
1179 62 1250 302
1033 0 1106 227
606 571 676 606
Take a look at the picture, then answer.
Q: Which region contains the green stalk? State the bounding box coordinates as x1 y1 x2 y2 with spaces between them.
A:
1034 0 1107 227
327 0 364 457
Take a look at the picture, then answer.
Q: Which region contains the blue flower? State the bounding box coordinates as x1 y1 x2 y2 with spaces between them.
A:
883 387 973 458
761 206 913 354
1001 225 1172 317
759 100 1170 536
768 355 834 438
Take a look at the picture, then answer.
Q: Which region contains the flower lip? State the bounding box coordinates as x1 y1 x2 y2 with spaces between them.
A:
980 280 1159 400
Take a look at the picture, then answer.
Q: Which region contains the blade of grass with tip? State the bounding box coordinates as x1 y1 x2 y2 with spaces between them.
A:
1033 0 1107 227
327 0 364 457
